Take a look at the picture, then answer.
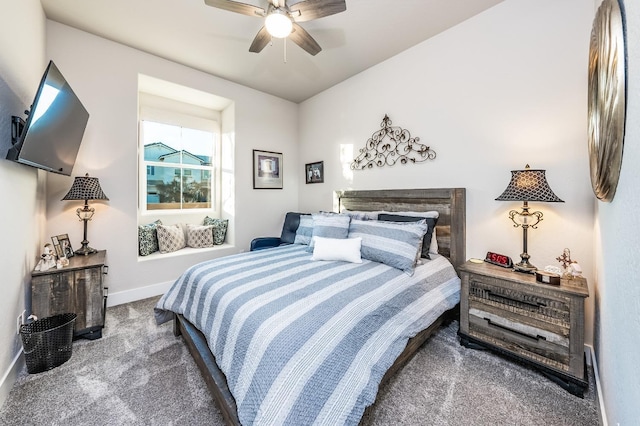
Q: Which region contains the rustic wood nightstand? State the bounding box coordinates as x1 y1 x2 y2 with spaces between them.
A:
458 260 589 396
31 250 108 340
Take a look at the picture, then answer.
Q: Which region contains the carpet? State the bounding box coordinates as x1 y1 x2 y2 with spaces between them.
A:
0 296 599 425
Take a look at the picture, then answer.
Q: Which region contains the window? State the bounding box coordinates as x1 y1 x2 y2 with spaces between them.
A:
141 119 217 211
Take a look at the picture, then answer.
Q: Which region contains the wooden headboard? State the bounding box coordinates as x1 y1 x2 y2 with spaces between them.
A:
335 188 466 270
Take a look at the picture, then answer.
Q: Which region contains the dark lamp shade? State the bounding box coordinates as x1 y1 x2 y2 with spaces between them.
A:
61 174 109 201
495 167 563 203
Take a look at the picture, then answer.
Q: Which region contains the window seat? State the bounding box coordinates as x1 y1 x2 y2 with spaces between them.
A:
138 243 236 262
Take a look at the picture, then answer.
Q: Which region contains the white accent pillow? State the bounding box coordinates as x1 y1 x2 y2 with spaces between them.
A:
430 227 438 255
311 236 362 263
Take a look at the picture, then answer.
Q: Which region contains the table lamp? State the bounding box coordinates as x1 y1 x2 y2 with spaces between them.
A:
61 173 109 255
495 165 563 273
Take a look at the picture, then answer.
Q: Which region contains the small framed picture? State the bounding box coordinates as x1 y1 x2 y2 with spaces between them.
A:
253 150 283 189
52 234 74 258
305 161 324 184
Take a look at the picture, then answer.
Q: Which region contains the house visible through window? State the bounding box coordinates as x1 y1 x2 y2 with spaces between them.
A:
141 119 217 211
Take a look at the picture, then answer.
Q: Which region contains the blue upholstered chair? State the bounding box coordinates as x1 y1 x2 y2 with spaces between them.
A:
250 212 306 251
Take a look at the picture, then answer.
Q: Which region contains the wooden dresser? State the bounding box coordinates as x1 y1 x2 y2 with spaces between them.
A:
31 250 108 340
458 260 589 396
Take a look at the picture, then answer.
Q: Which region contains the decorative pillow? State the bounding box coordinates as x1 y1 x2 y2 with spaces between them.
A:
293 215 313 245
341 209 381 221
378 213 438 259
430 227 438 255
203 216 229 245
309 213 351 249
187 224 214 248
311 236 362 263
384 211 439 254
379 211 440 219
156 224 186 253
138 220 162 256
348 219 427 275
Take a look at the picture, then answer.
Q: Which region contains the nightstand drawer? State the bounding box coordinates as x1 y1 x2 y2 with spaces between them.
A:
468 305 570 371
468 275 570 327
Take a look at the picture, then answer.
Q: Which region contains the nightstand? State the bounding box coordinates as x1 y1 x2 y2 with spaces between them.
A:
31 250 108 340
458 260 589 396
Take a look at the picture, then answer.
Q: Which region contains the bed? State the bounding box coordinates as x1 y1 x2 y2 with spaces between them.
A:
155 188 466 425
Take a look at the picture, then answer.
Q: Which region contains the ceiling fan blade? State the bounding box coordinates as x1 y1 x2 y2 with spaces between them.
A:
288 0 346 22
289 23 322 56
249 26 272 53
204 0 266 17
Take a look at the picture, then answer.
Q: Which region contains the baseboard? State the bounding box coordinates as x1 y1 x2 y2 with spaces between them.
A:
106 280 174 307
585 344 608 426
0 350 24 410
1 281 173 409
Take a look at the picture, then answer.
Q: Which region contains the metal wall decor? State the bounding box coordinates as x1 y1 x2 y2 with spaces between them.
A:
350 115 436 170
588 0 627 202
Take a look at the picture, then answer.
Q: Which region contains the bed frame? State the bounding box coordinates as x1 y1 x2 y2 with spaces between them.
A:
173 188 466 425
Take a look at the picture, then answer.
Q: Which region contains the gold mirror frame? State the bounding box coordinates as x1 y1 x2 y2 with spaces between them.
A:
588 0 627 202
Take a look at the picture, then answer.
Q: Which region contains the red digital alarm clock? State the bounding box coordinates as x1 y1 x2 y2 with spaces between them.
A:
484 251 514 268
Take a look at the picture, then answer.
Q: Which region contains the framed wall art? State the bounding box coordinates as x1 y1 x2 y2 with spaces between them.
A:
253 150 283 189
305 161 324 184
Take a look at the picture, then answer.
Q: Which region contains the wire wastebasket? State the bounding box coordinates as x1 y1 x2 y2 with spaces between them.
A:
20 313 77 374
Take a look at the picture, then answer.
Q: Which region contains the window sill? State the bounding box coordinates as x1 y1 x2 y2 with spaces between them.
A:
137 243 235 262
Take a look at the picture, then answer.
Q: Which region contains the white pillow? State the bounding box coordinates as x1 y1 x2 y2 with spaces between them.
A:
429 227 438 255
311 236 362 263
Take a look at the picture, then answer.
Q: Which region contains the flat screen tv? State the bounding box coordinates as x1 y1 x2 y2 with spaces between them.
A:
6 60 89 176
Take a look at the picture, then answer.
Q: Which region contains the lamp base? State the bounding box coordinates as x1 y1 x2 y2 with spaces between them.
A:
75 244 97 256
513 261 537 274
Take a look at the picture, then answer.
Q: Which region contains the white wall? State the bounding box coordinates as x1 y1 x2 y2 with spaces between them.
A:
0 0 46 407
44 22 299 305
299 0 596 344
594 0 640 422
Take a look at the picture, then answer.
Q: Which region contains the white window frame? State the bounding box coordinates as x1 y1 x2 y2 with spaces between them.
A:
138 94 221 217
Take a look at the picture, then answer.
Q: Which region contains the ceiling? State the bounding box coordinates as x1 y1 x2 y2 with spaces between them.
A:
40 0 504 103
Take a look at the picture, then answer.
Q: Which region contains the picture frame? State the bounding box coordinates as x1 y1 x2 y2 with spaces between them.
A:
52 234 74 258
305 161 324 184
253 150 283 189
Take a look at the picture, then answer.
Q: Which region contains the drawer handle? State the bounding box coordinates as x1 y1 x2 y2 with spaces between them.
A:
485 290 546 308
484 318 547 342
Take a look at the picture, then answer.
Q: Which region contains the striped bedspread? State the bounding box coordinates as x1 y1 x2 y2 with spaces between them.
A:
155 244 460 425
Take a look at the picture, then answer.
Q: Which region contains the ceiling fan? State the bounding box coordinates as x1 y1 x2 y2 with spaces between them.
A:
204 0 347 56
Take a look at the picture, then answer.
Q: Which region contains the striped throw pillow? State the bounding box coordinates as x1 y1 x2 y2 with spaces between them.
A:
309 213 351 249
348 219 428 275
294 215 313 245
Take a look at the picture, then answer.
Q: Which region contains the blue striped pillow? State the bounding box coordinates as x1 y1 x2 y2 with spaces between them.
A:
293 215 313 245
347 219 428 275
309 213 351 249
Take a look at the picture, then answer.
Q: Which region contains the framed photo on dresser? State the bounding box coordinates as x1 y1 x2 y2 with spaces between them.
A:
52 234 74 258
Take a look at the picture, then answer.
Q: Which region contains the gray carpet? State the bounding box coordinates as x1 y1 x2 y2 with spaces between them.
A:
0 296 600 425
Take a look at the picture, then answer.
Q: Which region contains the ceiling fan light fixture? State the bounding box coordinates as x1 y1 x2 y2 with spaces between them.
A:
265 9 292 38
